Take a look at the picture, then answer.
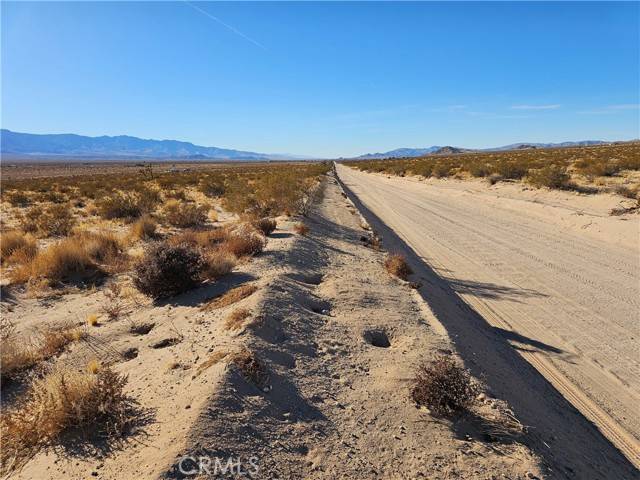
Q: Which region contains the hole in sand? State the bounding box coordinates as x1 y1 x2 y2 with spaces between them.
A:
362 329 391 348
151 337 181 349
130 322 155 335
288 273 324 286
122 347 139 360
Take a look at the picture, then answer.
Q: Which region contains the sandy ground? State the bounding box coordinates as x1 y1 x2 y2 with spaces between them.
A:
4 174 548 479
336 163 640 475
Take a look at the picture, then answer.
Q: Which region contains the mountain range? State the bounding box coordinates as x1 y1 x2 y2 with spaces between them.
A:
0 129 307 160
354 140 609 159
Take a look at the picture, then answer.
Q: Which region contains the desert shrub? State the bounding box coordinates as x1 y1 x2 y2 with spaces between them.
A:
411 355 480 417
11 237 101 285
486 173 503 185
96 193 142 220
19 204 75 237
201 250 236 281
169 228 228 250
252 218 277 236
466 160 491 177
0 366 132 474
198 177 225 197
162 200 208 228
432 162 453 178
129 215 157 241
493 160 528 180
230 349 267 386
6 191 31 207
618 155 640 171
222 178 259 214
526 164 570 189
574 158 620 177
77 231 123 263
1 231 37 264
384 253 412 280
614 185 639 200
221 224 266 257
293 222 309 235
165 189 188 201
411 162 434 178
135 186 162 213
133 242 204 299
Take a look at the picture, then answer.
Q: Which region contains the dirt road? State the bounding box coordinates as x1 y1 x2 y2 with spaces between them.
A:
336 163 640 473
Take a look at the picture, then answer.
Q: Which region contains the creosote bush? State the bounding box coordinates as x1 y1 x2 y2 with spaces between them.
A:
96 193 142 220
201 250 236 281
411 355 481 417
384 253 413 280
221 224 266 257
252 217 277 236
526 164 570 189
19 204 76 237
162 199 209 228
133 242 204 299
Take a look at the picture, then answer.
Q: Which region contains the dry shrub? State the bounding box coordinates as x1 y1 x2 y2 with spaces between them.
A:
101 283 125 320
96 193 142 220
6 191 31 207
0 366 132 474
614 184 639 200
129 215 157 241
412 355 480 417
77 231 123 264
87 313 100 327
225 308 251 330
169 228 228 250
1 231 37 264
230 349 267 386
11 237 101 285
221 224 266 257
1 320 83 384
19 204 75 237
195 350 229 377
134 186 162 213
162 199 208 228
486 173 503 185
293 222 309 235
493 160 528 180
526 164 570 189
201 249 236 281
575 157 620 177
384 253 413 280
202 284 258 310
252 217 277 236
133 242 204 299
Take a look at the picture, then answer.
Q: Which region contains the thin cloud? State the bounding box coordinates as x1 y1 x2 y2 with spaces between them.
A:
608 103 639 110
183 1 267 51
577 104 639 115
511 104 561 110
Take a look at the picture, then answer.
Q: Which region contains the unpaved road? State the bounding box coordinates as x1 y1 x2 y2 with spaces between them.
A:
336 164 640 471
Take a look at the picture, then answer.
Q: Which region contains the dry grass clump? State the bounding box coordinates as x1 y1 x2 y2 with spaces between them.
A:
11 237 101 286
169 228 228 250
1 231 37 264
221 224 266 257
96 193 142 220
202 283 258 310
224 308 251 330
162 199 209 228
87 313 100 327
129 215 157 241
19 204 76 237
252 217 277 236
293 222 309 235
201 250 236 281
77 230 123 264
133 242 204 299
384 253 413 280
230 349 267 386
411 355 481 417
0 366 132 474
1 320 84 384
526 164 570 189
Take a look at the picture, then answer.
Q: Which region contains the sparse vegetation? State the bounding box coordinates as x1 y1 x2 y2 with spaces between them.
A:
1 231 37 264
252 217 277 236
231 349 267 386
201 250 236 281
96 192 142 220
221 224 266 257
162 199 209 228
202 283 258 310
225 308 251 330
411 355 481 417
526 164 570 189
384 253 412 280
129 215 157 241
133 242 204 299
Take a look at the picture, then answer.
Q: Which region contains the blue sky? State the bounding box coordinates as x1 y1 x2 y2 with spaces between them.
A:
2 1 638 157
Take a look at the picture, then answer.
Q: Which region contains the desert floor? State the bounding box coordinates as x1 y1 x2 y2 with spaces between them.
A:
336 163 640 474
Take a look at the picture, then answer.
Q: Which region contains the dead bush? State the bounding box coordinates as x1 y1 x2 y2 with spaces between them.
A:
11 237 101 286
221 224 266 257
614 184 639 200
0 366 132 474
169 228 228 250
486 173 503 185
96 193 142 220
201 250 236 281
134 186 162 213
133 242 204 299
293 222 309 235
6 191 31 207
230 349 267 386
1 231 37 264
162 199 208 228
202 283 258 310
252 217 277 236
129 215 157 241
384 253 413 280
19 204 75 237
101 283 125 321
411 355 481 417
526 164 570 189
225 308 251 330
77 231 123 264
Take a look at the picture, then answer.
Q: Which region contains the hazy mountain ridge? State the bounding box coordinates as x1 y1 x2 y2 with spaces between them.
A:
0 129 307 160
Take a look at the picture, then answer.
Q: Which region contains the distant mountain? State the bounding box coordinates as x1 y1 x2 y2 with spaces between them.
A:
356 147 442 159
0 129 307 160
355 140 609 159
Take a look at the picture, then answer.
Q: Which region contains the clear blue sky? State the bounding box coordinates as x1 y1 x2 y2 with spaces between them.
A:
2 1 638 157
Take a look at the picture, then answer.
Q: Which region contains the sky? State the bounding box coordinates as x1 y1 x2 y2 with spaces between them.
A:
1 1 639 158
